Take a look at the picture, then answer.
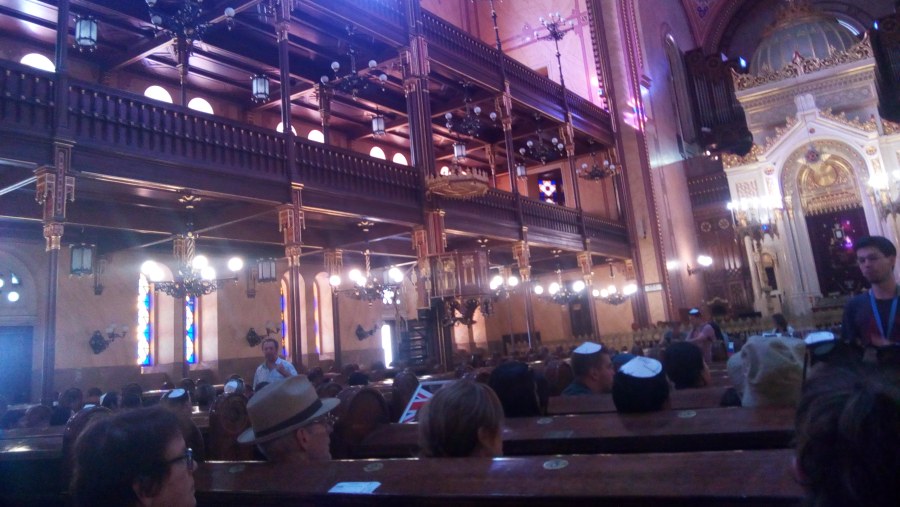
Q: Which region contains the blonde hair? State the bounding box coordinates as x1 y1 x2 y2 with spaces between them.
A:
418 380 504 457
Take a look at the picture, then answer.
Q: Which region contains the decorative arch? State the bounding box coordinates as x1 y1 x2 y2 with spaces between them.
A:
780 139 868 209
0 250 38 324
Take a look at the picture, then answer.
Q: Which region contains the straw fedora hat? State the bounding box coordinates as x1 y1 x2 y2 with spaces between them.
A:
238 375 339 444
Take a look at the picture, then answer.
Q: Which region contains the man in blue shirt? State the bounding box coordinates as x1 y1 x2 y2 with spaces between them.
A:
562 342 614 396
841 236 900 361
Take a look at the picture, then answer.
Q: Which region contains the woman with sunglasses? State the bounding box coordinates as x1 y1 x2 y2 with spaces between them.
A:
71 407 197 507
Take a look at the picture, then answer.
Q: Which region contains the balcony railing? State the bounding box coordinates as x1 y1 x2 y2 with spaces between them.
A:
0 59 626 248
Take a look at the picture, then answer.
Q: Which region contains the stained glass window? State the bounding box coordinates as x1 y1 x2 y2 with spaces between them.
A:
280 286 288 358
538 178 559 204
185 296 198 364
137 274 153 366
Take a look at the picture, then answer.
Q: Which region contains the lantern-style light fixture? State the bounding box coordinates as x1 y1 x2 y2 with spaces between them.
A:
70 243 95 277
251 74 270 103
453 141 467 161
516 161 528 179
257 258 277 283
74 16 98 52
372 112 386 136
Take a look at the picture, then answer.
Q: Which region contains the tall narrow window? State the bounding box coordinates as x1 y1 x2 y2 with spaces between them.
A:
380 323 393 367
313 282 321 355
137 274 153 366
185 296 198 364
280 285 289 358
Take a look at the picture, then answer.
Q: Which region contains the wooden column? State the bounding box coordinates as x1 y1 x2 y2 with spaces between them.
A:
513 237 537 348
276 3 297 181
35 145 75 405
401 0 437 182
578 250 600 338
278 187 305 369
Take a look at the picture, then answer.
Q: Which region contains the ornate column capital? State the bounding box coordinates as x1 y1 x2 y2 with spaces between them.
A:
43 222 64 251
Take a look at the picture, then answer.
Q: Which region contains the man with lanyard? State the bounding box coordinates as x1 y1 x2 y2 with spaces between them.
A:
841 235 900 363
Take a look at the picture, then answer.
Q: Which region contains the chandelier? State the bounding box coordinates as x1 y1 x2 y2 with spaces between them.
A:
320 26 387 100
488 268 520 299
329 248 403 305
145 0 235 53
727 196 782 245
519 115 565 164
140 232 243 299
444 84 497 139
593 283 637 305
426 161 490 199
533 269 585 306
577 147 617 181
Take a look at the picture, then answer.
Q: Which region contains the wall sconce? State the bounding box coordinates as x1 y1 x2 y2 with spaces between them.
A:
74 16 98 52
257 258 277 283
251 74 270 103
89 325 127 354
687 254 713 276
453 141 467 161
372 112 386 136
70 243 95 277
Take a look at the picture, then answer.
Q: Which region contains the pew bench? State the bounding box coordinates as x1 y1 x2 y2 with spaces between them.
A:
352 406 795 459
195 449 803 506
548 386 731 415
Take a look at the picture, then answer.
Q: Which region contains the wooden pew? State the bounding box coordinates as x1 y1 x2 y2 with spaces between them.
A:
0 434 65 507
195 449 803 506
548 386 731 415
351 406 795 459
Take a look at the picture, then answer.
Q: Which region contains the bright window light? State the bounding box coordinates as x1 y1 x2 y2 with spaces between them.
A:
276 122 298 135
144 85 173 104
392 153 408 165
307 129 325 143
187 97 214 114
369 146 386 160
381 324 393 367
20 53 55 72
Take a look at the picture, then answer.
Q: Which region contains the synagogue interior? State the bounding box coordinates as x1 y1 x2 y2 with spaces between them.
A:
1 0 899 407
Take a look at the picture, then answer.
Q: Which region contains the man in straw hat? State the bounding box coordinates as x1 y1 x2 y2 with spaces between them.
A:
238 375 340 463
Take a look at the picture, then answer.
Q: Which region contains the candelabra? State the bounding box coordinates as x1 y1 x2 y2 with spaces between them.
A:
444 83 497 139
320 26 388 100
726 196 782 246
488 267 520 299
145 0 234 54
533 269 585 306
577 149 617 181
330 249 403 305
519 115 565 164
592 283 637 305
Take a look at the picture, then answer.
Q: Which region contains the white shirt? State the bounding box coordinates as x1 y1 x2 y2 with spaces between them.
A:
253 357 297 389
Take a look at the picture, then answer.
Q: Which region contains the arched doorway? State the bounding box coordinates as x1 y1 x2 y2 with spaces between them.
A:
790 144 869 296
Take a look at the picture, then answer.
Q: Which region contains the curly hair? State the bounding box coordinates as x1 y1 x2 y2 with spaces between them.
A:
795 364 900 507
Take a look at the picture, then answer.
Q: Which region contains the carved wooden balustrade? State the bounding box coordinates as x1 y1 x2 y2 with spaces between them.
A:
0 59 626 251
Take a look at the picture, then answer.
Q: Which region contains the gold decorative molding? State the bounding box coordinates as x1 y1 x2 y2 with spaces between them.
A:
762 116 799 152
733 34 872 91
883 119 900 135
723 143 763 169
819 108 878 132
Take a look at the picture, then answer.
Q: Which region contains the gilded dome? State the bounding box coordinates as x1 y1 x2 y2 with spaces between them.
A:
749 4 859 75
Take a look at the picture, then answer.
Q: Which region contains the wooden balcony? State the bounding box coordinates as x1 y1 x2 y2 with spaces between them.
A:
0 59 626 255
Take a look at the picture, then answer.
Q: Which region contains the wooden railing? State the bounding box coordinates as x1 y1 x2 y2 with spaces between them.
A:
294 139 420 202
0 60 626 246
522 199 581 235
421 12 502 87
0 62 56 135
66 80 286 180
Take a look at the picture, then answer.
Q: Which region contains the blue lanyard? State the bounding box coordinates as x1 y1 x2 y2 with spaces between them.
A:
868 288 899 341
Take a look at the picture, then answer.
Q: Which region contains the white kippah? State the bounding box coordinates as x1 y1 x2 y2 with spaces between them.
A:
620 356 662 378
804 331 835 346
573 341 603 355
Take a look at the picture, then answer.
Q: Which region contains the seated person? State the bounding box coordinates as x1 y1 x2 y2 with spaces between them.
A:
663 342 711 389
100 391 119 410
727 334 804 407
160 388 206 462
120 383 143 410
238 375 340 463
223 377 245 396
612 356 670 413
488 361 542 417
71 406 196 507
562 342 614 396
794 364 900 507
19 404 52 429
769 313 796 337
83 387 103 408
51 387 83 426
418 380 504 458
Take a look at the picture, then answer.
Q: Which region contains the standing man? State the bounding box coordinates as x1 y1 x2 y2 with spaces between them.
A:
253 338 297 390
687 308 716 364
841 236 900 360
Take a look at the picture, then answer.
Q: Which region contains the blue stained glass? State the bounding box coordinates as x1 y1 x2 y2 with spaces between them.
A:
185 297 197 364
